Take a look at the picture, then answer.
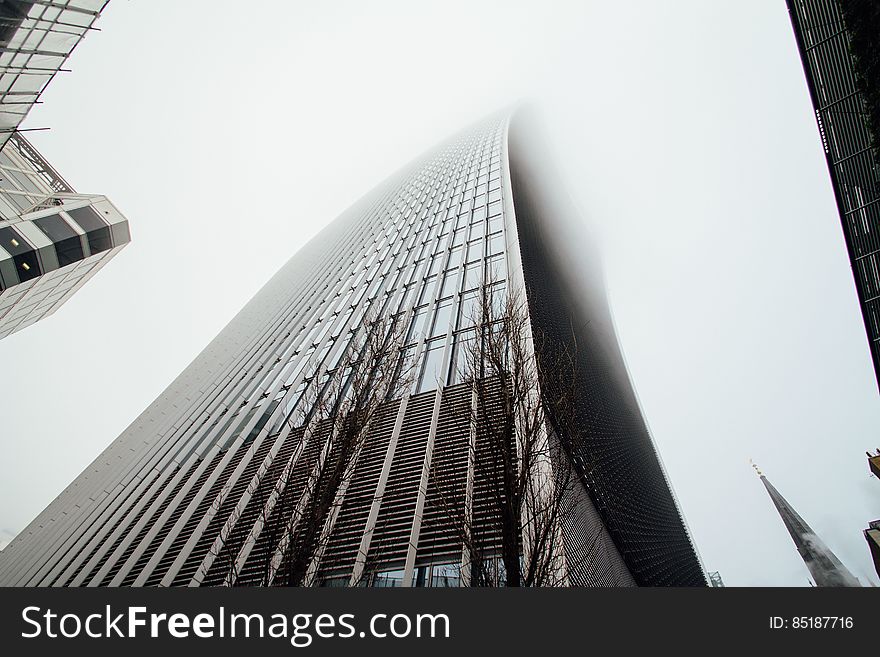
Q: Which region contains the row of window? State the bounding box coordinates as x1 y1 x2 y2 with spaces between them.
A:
203 122 507 445
319 562 461 588
0 205 112 289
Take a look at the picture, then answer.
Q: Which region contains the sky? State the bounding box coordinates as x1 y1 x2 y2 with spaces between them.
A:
1 0 878 586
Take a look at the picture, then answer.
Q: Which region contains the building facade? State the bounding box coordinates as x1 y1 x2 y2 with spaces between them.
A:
785 0 880 390
0 1 109 149
0 0 128 339
0 132 129 338
0 113 705 586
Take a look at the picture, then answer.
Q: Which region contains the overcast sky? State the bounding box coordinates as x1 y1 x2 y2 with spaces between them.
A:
1 0 878 586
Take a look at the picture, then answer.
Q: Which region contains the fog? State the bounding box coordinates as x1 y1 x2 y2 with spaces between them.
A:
0 0 877 585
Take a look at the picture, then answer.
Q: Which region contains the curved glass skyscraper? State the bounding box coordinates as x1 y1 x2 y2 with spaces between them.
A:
0 112 706 586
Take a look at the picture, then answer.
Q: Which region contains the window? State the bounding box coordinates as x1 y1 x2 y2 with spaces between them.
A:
417 339 446 393
488 213 503 235
371 570 405 588
485 255 505 283
412 563 460 587
430 299 453 338
320 577 349 587
487 233 504 257
407 306 429 342
440 268 459 298
0 226 41 282
463 262 481 291
430 563 460 587
428 254 443 277
458 291 478 329
466 238 483 262
418 277 436 305
447 245 463 269
395 345 419 394
67 206 113 254
448 331 475 384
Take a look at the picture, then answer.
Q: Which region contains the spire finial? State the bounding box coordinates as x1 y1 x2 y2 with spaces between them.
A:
749 459 763 477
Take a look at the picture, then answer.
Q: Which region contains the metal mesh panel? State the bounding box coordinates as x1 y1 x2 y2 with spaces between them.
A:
787 0 880 390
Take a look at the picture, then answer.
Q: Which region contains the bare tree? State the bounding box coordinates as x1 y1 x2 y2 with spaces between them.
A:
265 312 410 586
200 311 411 587
431 281 589 587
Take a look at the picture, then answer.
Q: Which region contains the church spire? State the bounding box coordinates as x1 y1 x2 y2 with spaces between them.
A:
753 463 860 587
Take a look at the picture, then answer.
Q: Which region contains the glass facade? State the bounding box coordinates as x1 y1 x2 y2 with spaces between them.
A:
0 2 126 339
0 133 130 339
0 113 705 587
0 1 108 149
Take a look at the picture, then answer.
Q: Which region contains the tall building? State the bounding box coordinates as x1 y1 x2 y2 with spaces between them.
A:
0 0 129 339
0 112 706 587
0 133 130 337
755 465 860 586
785 1 880 390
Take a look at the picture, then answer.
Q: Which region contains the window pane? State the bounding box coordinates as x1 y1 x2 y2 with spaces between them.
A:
417 340 446 393
440 269 459 298
449 332 475 384
67 206 112 254
430 299 453 337
408 306 429 342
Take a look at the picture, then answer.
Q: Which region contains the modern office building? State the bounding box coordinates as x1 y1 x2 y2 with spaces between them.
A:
0 132 129 337
786 1 880 390
0 0 128 339
0 112 706 587
755 466 860 586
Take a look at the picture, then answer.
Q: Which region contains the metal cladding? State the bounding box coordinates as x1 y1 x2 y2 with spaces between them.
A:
0 1 128 338
0 1 109 149
0 113 705 586
759 474 860 587
786 0 880 391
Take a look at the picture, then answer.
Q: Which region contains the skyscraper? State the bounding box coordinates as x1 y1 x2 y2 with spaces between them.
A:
0 112 705 587
755 465 860 587
785 1 880 390
0 0 129 339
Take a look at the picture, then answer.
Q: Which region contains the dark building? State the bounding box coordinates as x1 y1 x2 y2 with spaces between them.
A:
755 465 860 586
0 1 129 338
785 0 880 390
0 112 706 586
